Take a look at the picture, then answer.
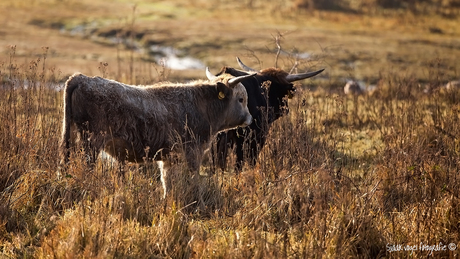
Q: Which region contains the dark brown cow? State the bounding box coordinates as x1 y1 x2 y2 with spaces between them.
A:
59 71 255 197
211 57 324 172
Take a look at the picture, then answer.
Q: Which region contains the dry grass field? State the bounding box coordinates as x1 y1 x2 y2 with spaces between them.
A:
1 0 460 258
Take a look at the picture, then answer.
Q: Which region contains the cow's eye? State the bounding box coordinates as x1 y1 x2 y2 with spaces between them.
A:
238 98 244 103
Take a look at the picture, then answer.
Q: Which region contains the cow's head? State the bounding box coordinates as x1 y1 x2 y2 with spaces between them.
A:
206 68 254 130
257 67 296 119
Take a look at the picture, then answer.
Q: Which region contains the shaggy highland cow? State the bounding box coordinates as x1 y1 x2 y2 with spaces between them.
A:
60 70 255 197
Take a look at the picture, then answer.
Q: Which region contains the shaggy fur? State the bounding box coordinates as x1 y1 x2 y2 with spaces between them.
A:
59 73 252 197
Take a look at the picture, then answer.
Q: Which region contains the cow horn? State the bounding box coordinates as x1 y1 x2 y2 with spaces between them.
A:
206 67 217 80
228 73 257 87
236 57 258 73
285 68 325 82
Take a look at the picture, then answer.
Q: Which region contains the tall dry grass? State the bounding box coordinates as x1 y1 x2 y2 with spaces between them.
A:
0 46 459 258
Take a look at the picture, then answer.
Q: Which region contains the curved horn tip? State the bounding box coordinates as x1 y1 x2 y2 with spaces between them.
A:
285 68 325 82
206 67 217 80
227 72 257 86
236 57 258 72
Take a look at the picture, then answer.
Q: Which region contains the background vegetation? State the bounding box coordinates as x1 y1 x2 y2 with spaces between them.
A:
1 0 459 257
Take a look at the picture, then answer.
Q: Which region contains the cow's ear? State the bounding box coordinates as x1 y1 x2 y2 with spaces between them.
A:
216 82 231 100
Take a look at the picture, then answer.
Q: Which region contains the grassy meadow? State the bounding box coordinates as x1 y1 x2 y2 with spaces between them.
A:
1 0 460 258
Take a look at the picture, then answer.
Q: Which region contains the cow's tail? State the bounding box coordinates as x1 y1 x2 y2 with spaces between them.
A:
59 73 83 164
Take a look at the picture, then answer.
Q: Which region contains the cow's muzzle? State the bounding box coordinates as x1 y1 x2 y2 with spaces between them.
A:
241 114 253 127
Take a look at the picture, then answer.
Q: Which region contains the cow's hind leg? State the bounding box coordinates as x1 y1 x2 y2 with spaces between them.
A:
85 135 104 165
157 160 171 199
75 123 104 166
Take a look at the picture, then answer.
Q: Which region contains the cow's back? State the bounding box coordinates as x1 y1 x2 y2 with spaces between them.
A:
67 75 234 161
68 75 180 160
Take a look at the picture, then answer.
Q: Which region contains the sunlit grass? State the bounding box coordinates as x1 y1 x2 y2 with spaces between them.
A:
1 44 459 257
1 1 460 257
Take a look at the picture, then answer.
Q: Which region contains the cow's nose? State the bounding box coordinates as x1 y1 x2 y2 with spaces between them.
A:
244 114 253 126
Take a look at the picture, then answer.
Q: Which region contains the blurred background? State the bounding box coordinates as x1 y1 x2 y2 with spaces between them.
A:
1 0 459 89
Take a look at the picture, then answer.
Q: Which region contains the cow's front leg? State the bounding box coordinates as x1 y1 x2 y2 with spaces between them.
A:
214 132 231 171
185 146 207 210
235 135 245 172
185 145 204 177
